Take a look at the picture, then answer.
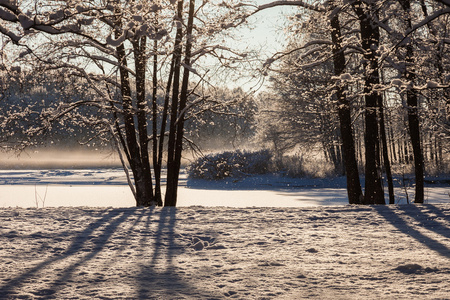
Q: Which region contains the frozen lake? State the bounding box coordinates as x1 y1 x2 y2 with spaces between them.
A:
0 168 448 208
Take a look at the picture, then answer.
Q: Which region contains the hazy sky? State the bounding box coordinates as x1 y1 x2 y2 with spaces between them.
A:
243 1 295 54
218 1 296 91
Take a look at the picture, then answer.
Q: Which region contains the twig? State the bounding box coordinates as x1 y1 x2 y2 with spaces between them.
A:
34 184 48 208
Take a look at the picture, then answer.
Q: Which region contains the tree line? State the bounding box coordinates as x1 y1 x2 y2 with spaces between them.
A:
0 0 449 206
0 0 250 207
255 0 449 205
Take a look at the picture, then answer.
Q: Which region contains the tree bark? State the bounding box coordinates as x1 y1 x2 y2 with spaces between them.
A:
330 10 363 204
399 0 424 203
133 36 155 206
166 0 196 206
353 1 385 205
151 36 163 206
113 9 152 207
165 0 185 206
157 58 175 204
379 97 395 204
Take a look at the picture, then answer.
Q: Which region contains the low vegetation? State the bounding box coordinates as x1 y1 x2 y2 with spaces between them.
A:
187 150 272 180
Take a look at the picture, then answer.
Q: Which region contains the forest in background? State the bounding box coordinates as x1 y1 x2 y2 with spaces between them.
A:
1 72 448 177
0 0 449 206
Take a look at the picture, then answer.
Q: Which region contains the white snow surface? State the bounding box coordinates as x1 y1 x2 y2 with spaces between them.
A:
0 168 450 298
0 168 449 208
1 204 450 299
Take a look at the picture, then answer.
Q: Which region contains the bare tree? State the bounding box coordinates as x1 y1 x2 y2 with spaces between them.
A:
0 0 247 207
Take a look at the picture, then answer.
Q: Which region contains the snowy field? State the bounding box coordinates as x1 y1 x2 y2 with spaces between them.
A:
1 168 450 299
0 168 449 208
1 204 450 299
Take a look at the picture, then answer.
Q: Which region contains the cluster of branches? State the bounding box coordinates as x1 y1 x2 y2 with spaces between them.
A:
1 0 448 207
0 0 252 207
255 0 449 204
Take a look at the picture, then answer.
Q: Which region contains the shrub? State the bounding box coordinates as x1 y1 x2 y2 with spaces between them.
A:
187 149 272 180
273 154 337 178
274 154 306 178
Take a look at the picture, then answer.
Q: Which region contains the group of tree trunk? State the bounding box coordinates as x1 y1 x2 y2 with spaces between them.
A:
255 0 449 205
0 0 449 206
0 0 247 207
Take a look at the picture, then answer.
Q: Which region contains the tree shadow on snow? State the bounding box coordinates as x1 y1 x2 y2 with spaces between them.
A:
136 208 210 299
1 207 213 298
185 175 348 191
374 204 450 259
276 189 349 206
0 208 139 298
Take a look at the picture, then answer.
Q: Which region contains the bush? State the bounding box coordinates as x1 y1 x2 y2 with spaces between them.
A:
274 155 306 178
273 154 337 178
187 149 272 180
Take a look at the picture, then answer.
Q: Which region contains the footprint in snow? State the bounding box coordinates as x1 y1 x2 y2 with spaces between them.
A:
224 290 237 297
190 236 213 251
192 240 208 251
258 261 285 267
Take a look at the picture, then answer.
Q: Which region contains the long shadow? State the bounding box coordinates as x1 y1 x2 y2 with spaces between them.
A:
374 205 450 259
36 208 146 298
186 176 348 191
425 204 450 219
102 207 152 262
397 204 450 240
186 174 450 191
137 208 205 299
0 208 134 297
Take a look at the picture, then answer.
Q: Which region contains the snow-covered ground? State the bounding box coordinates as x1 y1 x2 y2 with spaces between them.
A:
1 168 449 299
1 204 449 299
0 168 449 208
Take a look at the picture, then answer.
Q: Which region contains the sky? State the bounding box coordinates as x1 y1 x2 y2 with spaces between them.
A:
212 1 298 92
238 1 295 54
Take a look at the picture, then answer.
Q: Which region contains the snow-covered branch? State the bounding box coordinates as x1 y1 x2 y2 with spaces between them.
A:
246 0 327 15
393 6 450 50
434 0 450 6
262 39 332 69
0 23 20 43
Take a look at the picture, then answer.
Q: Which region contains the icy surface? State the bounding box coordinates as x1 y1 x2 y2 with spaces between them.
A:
0 205 449 299
0 168 448 207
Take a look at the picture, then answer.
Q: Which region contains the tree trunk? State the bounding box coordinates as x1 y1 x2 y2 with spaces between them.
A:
406 90 424 203
389 123 397 164
353 1 385 205
113 11 152 207
151 37 163 206
157 58 175 204
404 139 410 164
165 0 196 206
330 9 363 204
399 0 424 203
133 36 155 206
400 139 403 164
165 0 185 206
379 97 395 204
437 136 443 169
